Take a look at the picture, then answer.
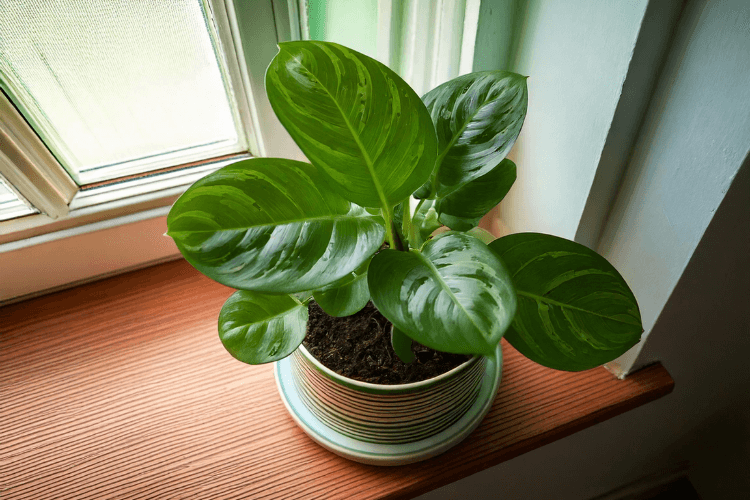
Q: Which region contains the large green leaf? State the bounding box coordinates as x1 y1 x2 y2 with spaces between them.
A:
266 41 437 211
489 233 643 371
436 159 516 231
313 261 370 317
218 291 308 365
369 232 516 357
167 158 384 293
421 71 527 198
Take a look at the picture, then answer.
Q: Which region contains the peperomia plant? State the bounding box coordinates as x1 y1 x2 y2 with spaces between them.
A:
167 41 643 372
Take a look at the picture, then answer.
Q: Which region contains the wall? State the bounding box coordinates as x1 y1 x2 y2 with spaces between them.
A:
419 0 750 497
496 0 649 239
600 0 750 373
418 129 750 500
471 0 517 72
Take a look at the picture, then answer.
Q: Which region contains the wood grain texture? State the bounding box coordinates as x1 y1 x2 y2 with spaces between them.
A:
0 260 674 500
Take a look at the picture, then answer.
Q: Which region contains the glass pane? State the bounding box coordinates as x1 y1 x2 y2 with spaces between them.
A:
0 0 245 185
0 176 37 221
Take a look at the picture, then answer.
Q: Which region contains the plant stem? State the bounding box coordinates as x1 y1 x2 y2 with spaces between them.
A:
401 198 412 249
382 206 396 249
290 293 311 306
410 198 426 247
414 198 426 217
391 222 405 250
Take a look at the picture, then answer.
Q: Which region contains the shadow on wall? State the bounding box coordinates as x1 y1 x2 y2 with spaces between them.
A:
417 145 750 500
637 155 750 498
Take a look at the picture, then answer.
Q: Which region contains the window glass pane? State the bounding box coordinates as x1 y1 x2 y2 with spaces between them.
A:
0 176 37 221
0 0 246 185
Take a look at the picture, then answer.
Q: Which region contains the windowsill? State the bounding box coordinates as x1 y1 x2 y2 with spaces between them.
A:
0 259 674 499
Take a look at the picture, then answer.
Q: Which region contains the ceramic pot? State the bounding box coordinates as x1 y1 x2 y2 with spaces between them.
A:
274 342 502 465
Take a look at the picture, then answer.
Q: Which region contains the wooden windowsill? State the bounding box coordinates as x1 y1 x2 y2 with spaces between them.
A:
0 260 674 500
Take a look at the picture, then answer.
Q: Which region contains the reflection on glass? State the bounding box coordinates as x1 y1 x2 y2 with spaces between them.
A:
0 0 245 185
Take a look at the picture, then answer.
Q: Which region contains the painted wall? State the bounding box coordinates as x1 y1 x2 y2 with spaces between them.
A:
419 125 750 500
601 0 750 372
472 0 517 72
496 0 649 239
420 0 750 498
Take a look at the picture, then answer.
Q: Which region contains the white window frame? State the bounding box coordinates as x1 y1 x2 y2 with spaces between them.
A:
0 0 302 303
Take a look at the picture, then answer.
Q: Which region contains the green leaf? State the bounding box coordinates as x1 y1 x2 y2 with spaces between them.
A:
313 265 370 317
466 227 496 244
391 326 415 364
167 157 384 293
393 201 411 249
218 291 308 365
422 71 527 198
488 233 643 371
369 232 517 357
412 199 441 244
266 41 438 211
395 198 442 249
436 159 516 231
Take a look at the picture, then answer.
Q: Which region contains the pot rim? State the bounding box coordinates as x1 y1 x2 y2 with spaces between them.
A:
296 343 482 393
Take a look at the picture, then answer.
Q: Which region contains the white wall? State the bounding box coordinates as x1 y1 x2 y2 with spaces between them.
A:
497 0 649 239
418 116 750 500
601 0 750 373
420 0 750 497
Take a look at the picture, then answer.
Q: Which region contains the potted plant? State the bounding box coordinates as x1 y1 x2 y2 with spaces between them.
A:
166 41 643 465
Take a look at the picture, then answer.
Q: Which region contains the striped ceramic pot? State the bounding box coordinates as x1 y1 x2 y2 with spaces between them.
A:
274 341 502 465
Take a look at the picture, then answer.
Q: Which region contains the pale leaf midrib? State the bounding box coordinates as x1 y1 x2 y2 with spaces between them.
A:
229 303 302 332
412 250 484 335
432 84 514 196
288 51 391 213
168 213 370 236
516 290 641 327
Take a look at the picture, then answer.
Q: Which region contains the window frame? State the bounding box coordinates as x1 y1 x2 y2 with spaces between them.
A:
0 0 302 303
0 0 275 234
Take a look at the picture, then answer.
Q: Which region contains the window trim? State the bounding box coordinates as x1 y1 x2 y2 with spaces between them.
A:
0 0 299 303
0 94 77 219
0 0 288 241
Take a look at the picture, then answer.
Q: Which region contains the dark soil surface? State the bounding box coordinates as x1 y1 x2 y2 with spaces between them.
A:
303 301 472 385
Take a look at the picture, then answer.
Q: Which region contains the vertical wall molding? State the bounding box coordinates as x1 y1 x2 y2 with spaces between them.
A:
601 0 750 376
574 0 685 250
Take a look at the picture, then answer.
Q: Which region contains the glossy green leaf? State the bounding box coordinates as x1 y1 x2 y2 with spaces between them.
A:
437 159 516 231
422 71 527 198
266 41 438 210
489 233 643 371
369 232 517 357
313 265 370 317
218 291 308 365
167 158 384 293
391 326 415 364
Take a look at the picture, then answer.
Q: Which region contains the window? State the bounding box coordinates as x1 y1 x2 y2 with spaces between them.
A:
0 0 291 301
1 0 249 185
0 0 267 231
0 174 36 221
